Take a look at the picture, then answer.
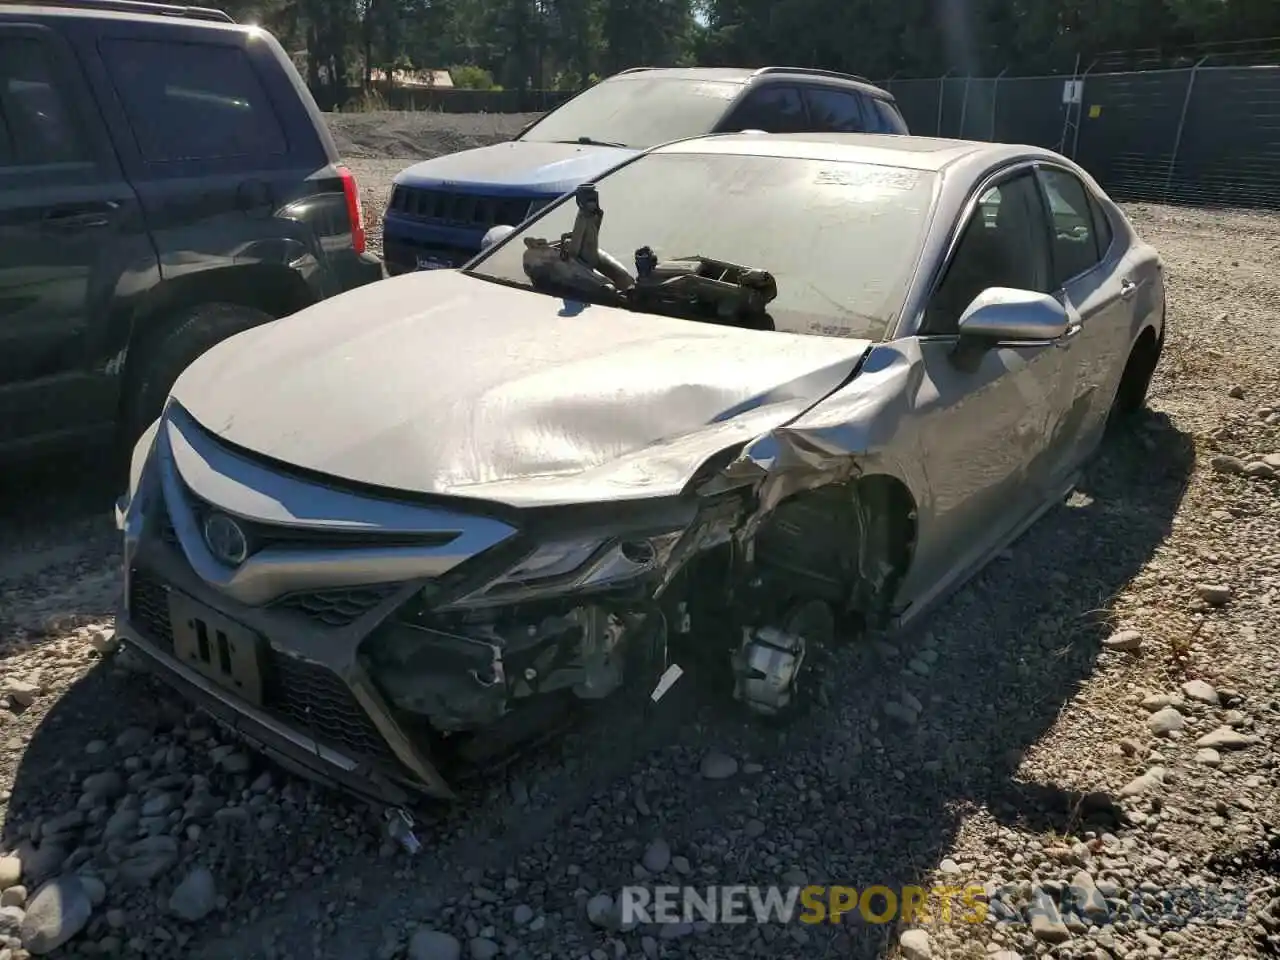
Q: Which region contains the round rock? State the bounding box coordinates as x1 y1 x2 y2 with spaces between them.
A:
408 928 463 960
642 838 671 874
900 929 933 960
168 865 217 922
699 751 738 780
20 875 93 955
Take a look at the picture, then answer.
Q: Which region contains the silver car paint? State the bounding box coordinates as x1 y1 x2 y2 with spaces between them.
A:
119 133 1165 802
168 268 874 508
162 135 1165 623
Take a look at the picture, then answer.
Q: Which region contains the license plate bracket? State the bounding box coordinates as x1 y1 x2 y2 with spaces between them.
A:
168 592 265 705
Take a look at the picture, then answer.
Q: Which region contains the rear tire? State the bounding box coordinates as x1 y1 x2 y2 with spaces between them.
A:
1108 328 1162 428
120 302 273 451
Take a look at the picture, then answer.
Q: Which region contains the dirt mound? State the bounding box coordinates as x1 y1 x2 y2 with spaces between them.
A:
324 110 538 160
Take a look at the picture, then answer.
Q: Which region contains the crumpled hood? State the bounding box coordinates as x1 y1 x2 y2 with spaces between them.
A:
393 140 636 195
170 271 871 506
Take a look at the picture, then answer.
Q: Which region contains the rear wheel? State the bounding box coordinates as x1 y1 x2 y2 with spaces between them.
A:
1108 328 1163 427
120 302 273 451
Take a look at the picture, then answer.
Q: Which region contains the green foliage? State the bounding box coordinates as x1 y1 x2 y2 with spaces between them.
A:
228 0 1280 111
451 64 499 88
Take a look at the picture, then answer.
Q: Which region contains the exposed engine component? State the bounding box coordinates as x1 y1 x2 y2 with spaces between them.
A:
521 182 778 330
730 599 835 716
732 625 807 716
364 602 639 733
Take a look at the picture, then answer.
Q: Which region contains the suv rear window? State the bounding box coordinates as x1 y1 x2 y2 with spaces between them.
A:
100 38 287 162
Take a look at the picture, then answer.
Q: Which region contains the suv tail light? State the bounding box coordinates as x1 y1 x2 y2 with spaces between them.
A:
337 165 366 255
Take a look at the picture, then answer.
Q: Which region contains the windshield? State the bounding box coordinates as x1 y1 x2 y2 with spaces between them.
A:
517 77 744 150
467 151 938 340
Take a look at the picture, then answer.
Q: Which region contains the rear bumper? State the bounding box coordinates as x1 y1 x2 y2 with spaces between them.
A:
117 615 416 808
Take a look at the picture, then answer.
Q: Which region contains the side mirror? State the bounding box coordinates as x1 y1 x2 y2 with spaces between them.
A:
481 224 516 250
956 287 1070 343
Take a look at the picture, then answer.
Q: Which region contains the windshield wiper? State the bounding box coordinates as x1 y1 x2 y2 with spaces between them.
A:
556 136 628 148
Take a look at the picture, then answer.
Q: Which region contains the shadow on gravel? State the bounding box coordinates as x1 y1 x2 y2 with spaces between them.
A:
0 448 119 531
2 415 1195 960
0 449 122 639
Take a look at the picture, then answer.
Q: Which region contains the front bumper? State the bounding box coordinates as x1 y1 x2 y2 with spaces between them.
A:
117 614 415 808
112 408 530 805
116 546 455 803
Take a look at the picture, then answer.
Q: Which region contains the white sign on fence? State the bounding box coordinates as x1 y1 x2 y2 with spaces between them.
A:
1062 80 1084 104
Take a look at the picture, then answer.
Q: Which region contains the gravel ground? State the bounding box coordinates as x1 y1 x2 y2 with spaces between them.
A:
0 116 1278 960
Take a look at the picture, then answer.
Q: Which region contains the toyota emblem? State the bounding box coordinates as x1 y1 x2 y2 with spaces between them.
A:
203 513 249 566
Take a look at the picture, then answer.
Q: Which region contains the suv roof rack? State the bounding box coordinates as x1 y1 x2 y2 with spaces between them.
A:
30 0 235 23
616 66 656 74
752 66 872 84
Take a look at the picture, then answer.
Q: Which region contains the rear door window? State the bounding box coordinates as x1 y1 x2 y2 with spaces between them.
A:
1038 167 1103 285
727 86 807 133
0 36 90 166
801 87 868 132
100 38 287 162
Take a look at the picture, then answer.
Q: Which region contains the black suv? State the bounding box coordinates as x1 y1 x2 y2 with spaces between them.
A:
383 66 910 275
0 0 382 461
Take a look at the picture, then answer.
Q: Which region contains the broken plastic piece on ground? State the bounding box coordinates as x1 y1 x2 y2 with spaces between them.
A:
650 663 684 702
385 807 422 854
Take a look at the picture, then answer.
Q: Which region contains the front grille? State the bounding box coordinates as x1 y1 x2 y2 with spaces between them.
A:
130 566 400 768
390 185 536 228
171 484 457 557
263 652 398 765
129 568 174 652
273 585 400 627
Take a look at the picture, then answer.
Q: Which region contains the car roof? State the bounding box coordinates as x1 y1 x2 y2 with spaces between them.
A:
610 67 758 83
654 132 1064 173
608 66 893 98
3 2 243 31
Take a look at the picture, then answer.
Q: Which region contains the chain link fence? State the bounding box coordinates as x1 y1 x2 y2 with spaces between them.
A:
882 64 1280 208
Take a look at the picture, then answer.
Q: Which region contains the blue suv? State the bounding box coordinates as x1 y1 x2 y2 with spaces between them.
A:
382 66 909 275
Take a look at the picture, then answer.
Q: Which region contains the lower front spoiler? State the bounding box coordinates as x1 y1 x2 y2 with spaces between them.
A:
116 625 454 808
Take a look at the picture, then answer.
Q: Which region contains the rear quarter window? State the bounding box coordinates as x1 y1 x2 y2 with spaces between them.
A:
100 37 287 162
870 99 909 134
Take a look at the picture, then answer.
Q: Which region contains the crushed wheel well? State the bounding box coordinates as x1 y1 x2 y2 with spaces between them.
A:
754 474 917 625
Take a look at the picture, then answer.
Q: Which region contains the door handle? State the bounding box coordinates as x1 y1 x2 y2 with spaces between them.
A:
1119 278 1138 299
42 201 119 230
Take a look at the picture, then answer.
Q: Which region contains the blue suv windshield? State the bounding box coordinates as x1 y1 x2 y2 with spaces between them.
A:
518 76 744 150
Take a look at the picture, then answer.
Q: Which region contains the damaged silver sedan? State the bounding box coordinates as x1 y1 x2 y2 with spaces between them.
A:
114 133 1166 806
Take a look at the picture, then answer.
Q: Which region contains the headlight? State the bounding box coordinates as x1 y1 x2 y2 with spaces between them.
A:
458 530 685 606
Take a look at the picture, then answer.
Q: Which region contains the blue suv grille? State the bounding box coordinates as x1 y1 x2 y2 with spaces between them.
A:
390 186 537 229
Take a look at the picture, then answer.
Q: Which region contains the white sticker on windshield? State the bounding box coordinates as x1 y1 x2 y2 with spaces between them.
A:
814 167 923 191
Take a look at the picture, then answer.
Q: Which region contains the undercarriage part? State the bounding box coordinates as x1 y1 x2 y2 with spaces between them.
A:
365 599 648 734
731 599 834 716
385 808 422 854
